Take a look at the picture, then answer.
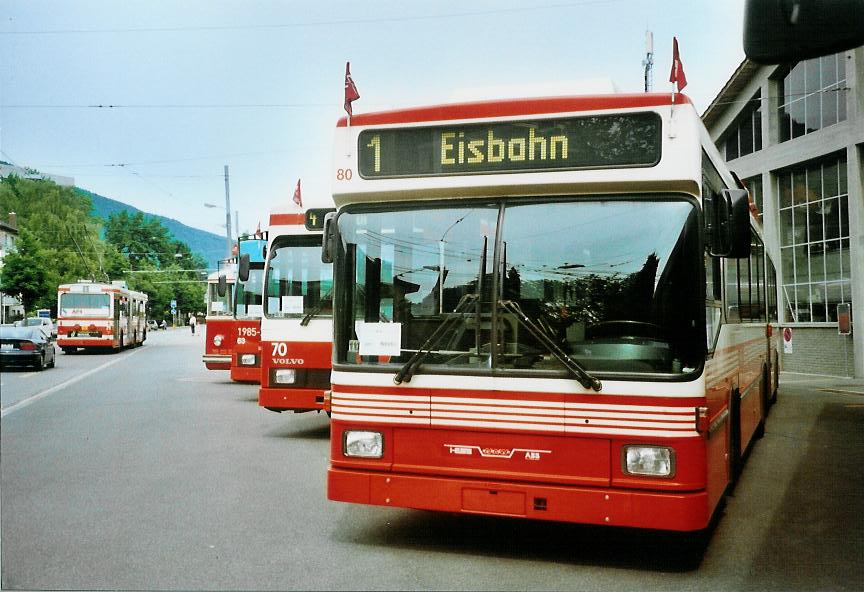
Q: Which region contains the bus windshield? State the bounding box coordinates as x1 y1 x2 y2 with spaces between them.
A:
59 293 111 316
264 236 333 319
336 197 704 377
207 283 233 317
235 268 264 319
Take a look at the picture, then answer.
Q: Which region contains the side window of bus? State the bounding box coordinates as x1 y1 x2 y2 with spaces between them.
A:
766 255 778 322
749 233 767 322
727 230 770 323
705 254 722 350
726 259 740 322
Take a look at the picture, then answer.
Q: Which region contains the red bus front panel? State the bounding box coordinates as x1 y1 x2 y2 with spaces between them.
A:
230 319 262 383
203 318 236 370
258 340 332 412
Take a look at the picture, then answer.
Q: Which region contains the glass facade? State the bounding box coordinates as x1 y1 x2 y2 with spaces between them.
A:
777 155 850 322
778 53 847 142
724 91 762 160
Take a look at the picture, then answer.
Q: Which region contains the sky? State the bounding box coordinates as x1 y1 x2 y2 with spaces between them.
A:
0 0 746 241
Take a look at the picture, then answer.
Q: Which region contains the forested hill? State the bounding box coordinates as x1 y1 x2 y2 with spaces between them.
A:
77 188 226 270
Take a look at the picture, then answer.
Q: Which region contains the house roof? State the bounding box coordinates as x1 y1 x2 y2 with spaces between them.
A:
701 58 763 129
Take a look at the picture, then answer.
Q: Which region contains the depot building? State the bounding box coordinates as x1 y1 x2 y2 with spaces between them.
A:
702 46 863 378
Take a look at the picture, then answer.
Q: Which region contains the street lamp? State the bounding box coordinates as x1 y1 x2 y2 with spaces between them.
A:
204 164 233 258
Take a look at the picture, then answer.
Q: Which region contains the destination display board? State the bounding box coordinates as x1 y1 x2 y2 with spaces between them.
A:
358 112 661 178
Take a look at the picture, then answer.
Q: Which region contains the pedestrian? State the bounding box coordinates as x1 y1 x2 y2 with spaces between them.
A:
189 313 197 335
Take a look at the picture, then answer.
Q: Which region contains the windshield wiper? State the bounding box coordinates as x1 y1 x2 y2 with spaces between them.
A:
393 293 477 384
300 289 333 326
498 299 602 392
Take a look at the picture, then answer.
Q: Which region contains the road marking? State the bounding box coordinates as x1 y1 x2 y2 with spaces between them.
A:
18 372 40 379
0 348 144 418
817 388 864 396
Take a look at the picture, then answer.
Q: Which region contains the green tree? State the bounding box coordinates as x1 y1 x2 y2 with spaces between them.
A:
0 176 117 314
103 210 207 320
0 229 49 312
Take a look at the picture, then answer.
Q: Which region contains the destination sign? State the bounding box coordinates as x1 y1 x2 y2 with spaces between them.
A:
305 208 335 230
358 112 661 178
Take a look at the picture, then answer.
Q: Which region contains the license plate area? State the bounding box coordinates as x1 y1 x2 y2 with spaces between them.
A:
462 487 526 516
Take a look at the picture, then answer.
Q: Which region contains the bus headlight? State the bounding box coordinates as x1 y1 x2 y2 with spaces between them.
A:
274 369 296 384
344 431 383 458
240 354 256 366
213 334 224 347
622 445 675 477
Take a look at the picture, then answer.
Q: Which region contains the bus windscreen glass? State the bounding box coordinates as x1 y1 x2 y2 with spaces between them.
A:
264 237 333 319
59 293 110 316
336 198 703 376
235 268 264 318
358 112 661 178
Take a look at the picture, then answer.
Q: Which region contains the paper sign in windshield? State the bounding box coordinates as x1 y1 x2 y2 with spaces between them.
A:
281 296 304 314
356 322 402 356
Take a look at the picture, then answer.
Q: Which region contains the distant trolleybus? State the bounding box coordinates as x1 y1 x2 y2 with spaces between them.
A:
258 208 334 413
57 280 148 353
230 234 268 383
203 262 236 370
325 93 779 533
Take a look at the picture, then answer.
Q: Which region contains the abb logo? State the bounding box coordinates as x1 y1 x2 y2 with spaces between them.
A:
445 445 550 461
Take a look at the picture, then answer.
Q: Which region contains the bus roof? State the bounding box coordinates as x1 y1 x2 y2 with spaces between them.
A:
336 93 692 127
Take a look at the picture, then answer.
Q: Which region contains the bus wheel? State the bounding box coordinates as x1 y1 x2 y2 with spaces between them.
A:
62 347 74 355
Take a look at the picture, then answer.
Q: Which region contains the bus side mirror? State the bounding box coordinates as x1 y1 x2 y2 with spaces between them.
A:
217 274 227 297
743 0 864 64
321 212 336 264
238 253 251 282
710 189 751 258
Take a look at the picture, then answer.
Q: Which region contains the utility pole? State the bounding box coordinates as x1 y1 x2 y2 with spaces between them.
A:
235 210 239 239
643 30 654 92
223 165 233 258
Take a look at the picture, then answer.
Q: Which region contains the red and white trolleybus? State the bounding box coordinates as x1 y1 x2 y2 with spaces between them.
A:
203 262 236 370
258 208 334 413
230 234 268 383
57 280 148 353
324 93 779 533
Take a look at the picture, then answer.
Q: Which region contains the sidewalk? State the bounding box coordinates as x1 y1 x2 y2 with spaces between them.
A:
779 371 864 394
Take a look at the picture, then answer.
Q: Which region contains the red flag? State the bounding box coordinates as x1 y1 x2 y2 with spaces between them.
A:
344 61 360 117
254 221 262 238
669 37 687 92
293 178 302 208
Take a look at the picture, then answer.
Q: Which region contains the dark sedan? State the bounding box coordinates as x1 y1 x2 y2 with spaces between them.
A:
0 325 56 371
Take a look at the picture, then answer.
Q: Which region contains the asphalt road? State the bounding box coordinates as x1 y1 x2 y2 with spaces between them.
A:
2 328 863 590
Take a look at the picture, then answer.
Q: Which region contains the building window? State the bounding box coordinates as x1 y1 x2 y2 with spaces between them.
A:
778 53 847 142
777 154 850 323
744 175 764 221
724 91 762 160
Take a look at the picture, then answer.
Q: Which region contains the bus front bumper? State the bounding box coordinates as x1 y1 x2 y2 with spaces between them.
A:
58 338 114 348
259 387 326 412
327 467 709 532
230 364 261 383
202 354 231 370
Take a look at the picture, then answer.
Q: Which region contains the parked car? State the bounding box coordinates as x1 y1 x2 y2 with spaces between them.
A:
17 317 57 340
0 325 57 370
147 320 159 331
